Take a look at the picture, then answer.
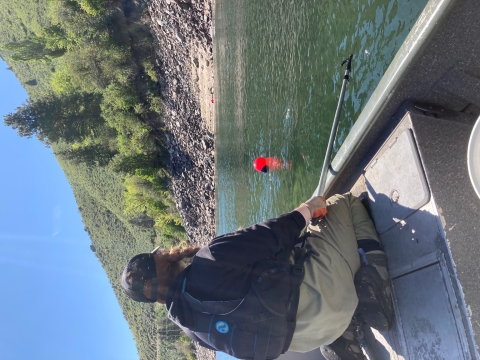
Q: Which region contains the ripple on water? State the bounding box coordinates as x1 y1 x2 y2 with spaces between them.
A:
215 0 429 234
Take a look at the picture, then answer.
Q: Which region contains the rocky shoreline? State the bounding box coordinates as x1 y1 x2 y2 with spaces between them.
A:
146 0 217 359
147 0 216 248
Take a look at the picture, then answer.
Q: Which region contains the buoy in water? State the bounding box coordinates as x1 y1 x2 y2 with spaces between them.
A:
253 157 268 173
253 157 292 173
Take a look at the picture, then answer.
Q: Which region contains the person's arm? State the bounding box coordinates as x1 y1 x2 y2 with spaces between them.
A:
205 211 305 267
203 196 326 267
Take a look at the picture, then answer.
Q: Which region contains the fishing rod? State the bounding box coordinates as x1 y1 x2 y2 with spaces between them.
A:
311 54 353 224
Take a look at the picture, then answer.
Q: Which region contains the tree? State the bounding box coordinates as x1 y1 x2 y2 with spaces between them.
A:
1 37 66 62
128 214 155 228
74 0 110 16
123 174 185 245
57 143 117 167
123 175 167 217
101 82 158 155
41 25 77 51
109 153 165 175
4 93 104 144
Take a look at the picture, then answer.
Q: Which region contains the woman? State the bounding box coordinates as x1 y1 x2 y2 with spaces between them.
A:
121 193 393 360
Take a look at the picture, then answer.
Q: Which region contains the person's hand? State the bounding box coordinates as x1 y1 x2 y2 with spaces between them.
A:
303 196 327 219
295 196 327 223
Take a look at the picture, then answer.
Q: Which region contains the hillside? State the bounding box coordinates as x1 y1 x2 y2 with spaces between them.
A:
0 0 56 99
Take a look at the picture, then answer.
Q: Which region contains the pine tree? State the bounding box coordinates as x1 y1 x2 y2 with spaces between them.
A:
1 37 66 62
57 143 117 167
4 93 104 144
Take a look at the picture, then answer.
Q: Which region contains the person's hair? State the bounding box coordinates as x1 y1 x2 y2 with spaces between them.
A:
154 246 200 304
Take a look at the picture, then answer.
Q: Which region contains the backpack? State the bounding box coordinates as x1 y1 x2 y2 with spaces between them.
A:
169 246 314 360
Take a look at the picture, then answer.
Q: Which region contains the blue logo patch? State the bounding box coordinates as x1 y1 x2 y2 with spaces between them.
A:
215 321 229 334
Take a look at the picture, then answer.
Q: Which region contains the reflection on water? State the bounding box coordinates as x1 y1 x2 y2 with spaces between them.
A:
214 0 429 234
253 157 292 173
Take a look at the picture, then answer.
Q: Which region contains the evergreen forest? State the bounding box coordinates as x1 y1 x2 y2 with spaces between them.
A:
0 1 194 359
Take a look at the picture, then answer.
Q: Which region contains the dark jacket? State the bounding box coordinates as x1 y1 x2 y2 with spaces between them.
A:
165 211 306 347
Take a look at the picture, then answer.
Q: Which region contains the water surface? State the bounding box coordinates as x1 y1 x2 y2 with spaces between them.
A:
214 0 429 234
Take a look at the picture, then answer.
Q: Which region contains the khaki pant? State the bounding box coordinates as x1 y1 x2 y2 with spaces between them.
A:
289 193 379 352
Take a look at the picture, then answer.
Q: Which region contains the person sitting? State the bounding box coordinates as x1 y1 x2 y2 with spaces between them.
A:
121 193 393 360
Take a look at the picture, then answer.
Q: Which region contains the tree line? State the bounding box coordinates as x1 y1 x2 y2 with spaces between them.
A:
2 0 187 245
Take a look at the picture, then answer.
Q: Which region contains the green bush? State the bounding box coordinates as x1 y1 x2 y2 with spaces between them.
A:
51 67 80 94
103 82 141 111
75 0 109 15
142 60 158 83
123 174 187 247
109 152 166 175
148 95 162 115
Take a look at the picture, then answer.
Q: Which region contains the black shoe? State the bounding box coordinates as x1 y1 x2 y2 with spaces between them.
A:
354 250 394 332
320 322 366 360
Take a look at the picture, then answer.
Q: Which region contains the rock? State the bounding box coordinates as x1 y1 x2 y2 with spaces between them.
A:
176 31 185 43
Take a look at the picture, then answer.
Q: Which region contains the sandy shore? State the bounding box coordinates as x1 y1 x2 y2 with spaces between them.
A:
194 33 216 134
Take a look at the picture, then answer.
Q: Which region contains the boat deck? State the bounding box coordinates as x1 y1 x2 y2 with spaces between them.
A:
282 106 479 360
348 108 478 359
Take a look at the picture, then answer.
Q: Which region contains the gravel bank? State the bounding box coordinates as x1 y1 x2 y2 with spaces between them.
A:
147 1 217 359
147 0 216 247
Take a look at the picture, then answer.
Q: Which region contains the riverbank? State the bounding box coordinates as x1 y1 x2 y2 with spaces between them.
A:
147 0 217 249
147 0 217 359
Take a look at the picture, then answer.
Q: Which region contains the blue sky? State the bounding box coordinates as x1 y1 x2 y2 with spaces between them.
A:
0 60 139 359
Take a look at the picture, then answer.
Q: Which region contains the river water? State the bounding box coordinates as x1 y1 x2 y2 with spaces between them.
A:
214 0 429 235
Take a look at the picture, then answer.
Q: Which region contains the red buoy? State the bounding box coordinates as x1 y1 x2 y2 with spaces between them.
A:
253 156 293 173
253 157 268 173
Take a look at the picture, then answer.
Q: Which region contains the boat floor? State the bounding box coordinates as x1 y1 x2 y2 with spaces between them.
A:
345 112 476 360
280 110 478 360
